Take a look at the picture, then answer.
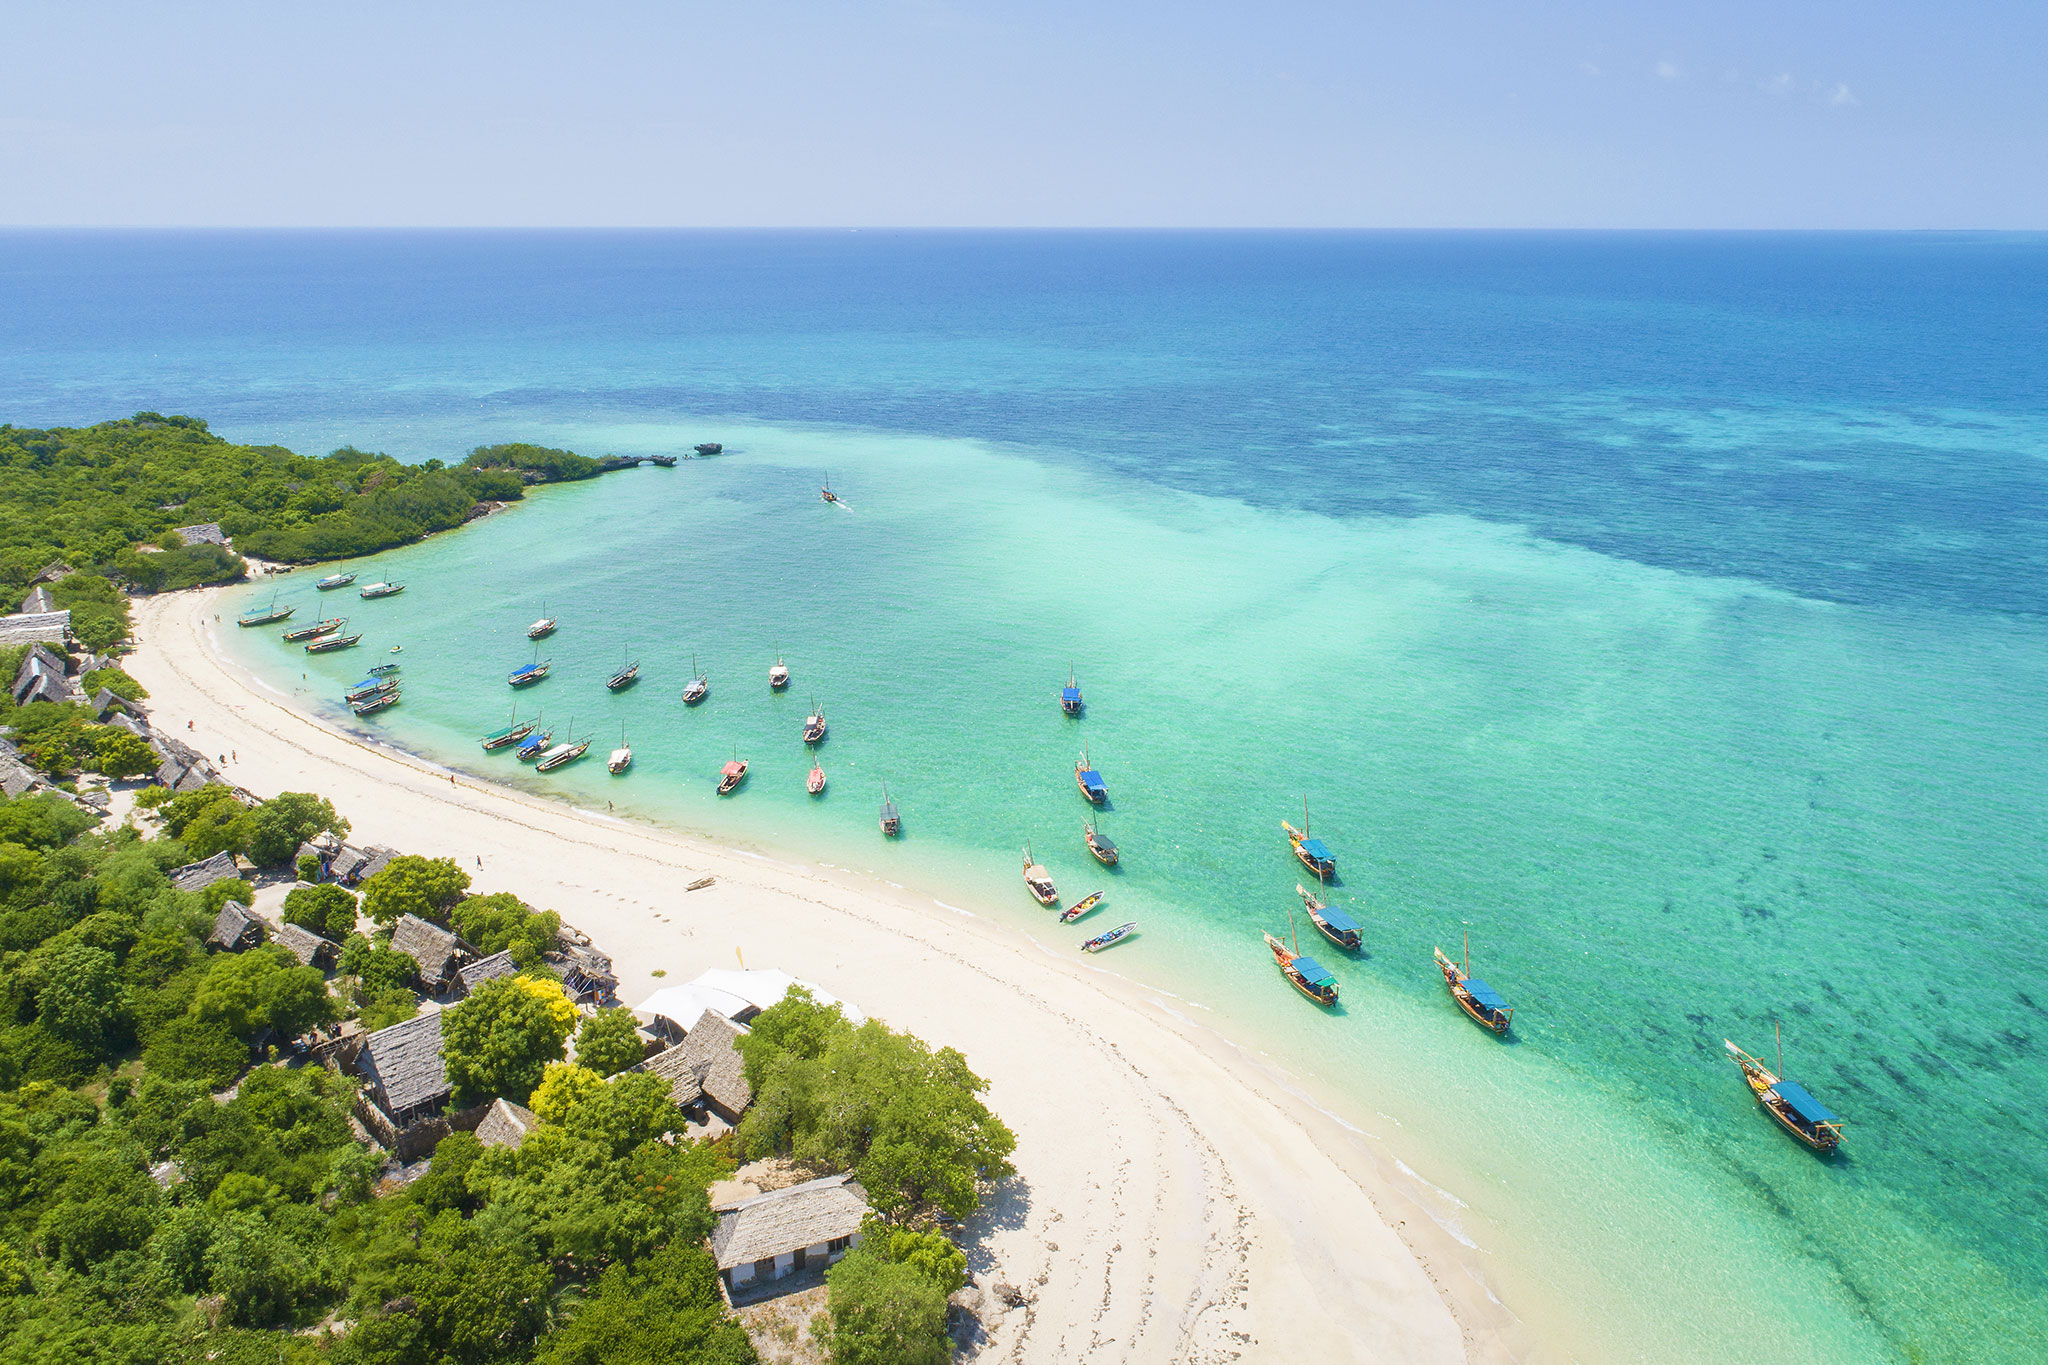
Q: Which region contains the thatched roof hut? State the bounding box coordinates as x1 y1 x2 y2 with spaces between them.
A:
475 1097 541 1150
0 612 71 650
709 1173 869 1293
389 913 466 991
19 586 55 615
632 1008 752 1123
206 901 265 952
274 921 338 968
171 850 242 895
0 740 50 799
354 1010 448 1124
456 950 517 994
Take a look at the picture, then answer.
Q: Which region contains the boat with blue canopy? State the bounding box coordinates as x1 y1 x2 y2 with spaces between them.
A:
1282 798 1336 881
1297 883 1360 951
1074 748 1108 804
1060 666 1083 716
509 648 551 687
368 663 401 677
345 677 397 703
516 724 555 761
1435 939 1512 1034
238 596 294 627
1726 1032 1845 1153
1084 816 1118 865
1267 931 1338 1006
481 707 535 751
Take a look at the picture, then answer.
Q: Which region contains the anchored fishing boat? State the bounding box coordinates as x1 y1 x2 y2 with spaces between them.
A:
1074 748 1108 805
1083 921 1137 953
359 581 405 599
1022 845 1059 907
879 783 900 835
238 597 294 627
516 724 556 761
682 655 708 705
305 632 361 654
283 617 344 642
769 651 790 690
608 724 633 774
315 572 357 591
368 662 401 677
1282 798 1336 881
807 758 826 794
1298 883 1361 951
1060 666 1083 716
820 472 839 504
1083 817 1118 865
344 676 397 703
802 697 827 744
1435 936 1512 1034
352 688 400 716
717 749 748 794
1267 931 1338 1005
509 649 551 687
695 442 722 455
536 724 591 772
1725 1028 1845 1153
607 655 641 692
527 608 557 640
481 708 537 751
1059 891 1103 924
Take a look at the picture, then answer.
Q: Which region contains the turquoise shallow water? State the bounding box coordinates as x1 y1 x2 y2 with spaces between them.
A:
8 231 2047 1363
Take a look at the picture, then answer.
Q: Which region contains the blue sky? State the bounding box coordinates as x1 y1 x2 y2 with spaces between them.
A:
2 0 2041 227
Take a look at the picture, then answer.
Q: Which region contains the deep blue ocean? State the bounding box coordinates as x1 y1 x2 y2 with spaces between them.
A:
3 231 2045 1363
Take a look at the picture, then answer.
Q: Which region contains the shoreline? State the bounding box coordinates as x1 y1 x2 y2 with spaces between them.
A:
130 585 1531 1363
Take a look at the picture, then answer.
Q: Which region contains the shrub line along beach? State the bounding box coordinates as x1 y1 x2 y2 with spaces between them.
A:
122 581 1513 1362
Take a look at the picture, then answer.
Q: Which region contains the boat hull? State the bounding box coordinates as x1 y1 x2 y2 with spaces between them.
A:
481 727 535 751
306 635 361 653
1075 772 1107 804
1310 916 1360 952
607 668 640 691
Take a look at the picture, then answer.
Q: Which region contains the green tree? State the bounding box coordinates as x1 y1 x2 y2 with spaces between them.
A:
536 1245 757 1365
818 1242 949 1365
440 975 576 1107
572 1008 644 1077
872 1221 967 1295
357 988 419 1032
282 883 358 941
142 1014 247 1088
88 727 160 780
449 891 561 967
359 855 469 928
34 941 125 1051
81 666 148 701
192 947 337 1043
243 791 347 867
337 932 416 998
527 1062 604 1124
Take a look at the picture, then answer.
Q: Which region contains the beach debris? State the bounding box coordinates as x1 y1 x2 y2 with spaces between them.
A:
994 1281 1030 1309
686 876 716 892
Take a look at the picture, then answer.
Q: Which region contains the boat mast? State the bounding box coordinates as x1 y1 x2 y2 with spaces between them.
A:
1289 899 1299 956
1775 1018 1784 1079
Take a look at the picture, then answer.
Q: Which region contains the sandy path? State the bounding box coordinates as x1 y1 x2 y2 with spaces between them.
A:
129 589 1520 1363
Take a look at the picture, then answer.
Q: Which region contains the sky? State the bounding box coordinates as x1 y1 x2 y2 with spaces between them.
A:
1 0 2042 228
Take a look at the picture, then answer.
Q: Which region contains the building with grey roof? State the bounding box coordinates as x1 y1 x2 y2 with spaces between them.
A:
173 522 228 547
456 950 518 994
19 586 55 615
0 612 71 649
632 1008 752 1124
389 913 467 992
0 741 51 799
274 921 338 968
354 1010 449 1124
475 1097 541 1150
172 850 243 895
206 901 266 952
709 1173 869 1297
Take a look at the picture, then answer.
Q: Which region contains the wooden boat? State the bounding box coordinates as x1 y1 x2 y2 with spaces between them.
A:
1282 798 1336 881
537 730 591 772
608 724 632 774
1059 891 1103 924
283 617 344 642
1060 666 1083 716
1083 921 1137 953
352 688 400 716
607 656 641 692
802 697 828 744
1074 748 1108 805
717 749 748 795
879 783 900 835
1435 937 1512 1034
516 724 555 761
238 597 294 627
1725 1029 1844 1153
345 676 397 703
509 649 551 687
1083 817 1118 866
1022 845 1059 907
359 581 405 599
527 608 557 640
306 632 362 653
769 651 790 690
1268 906 1339 1006
648 453 677 467
369 662 401 677
807 758 826 795
315 572 357 591
1298 883 1360 951
695 442 722 456
481 708 536 751
820 471 839 504
682 655 708 704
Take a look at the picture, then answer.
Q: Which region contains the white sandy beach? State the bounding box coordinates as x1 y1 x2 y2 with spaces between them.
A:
127 588 1523 1364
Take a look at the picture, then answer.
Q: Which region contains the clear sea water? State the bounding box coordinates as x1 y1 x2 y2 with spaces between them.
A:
4 230 2044 1364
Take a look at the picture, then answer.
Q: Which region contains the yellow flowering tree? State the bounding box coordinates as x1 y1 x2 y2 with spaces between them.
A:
442 974 578 1108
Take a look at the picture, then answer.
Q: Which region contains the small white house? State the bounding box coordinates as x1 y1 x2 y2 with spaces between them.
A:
709 1173 870 1296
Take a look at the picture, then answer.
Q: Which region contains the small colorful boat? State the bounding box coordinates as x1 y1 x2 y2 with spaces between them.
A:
528 609 557 640
1060 666 1083 716
283 617 344 642
537 732 590 772
516 725 555 761
683 654 708 705
1267 931 1338 1006
608 724 633 774
1084 817 1118 866
1022 845 1059 907
1083 921 1137 953
315 572 357 591
306 632 362 653
509 651 551 687
369 663 401 677
1059 891 1104 924
345 677 397 703
1074 748 1108 805
879 783 900 835
807 758 826 794
1282 799 1336 881
769 651 790 690
352 688 400 716
802 697 827 744
717 750 748 794
607 657 641 692
820 471 839 503
1435 939 1512 1034
359 581 405 599
1725 1030 1845 1153
1298 883 1360 951
481 708 537 751
238 597 294 627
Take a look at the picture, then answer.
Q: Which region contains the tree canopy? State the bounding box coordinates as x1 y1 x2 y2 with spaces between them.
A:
440 975 577 1108
359 855 470 928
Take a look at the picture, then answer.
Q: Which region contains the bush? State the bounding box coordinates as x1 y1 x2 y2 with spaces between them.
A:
202 879 255 912
295 853 323 883
817 1240 950 1365
81 666 148 701
357 988 419 1032
89 726 159 780
282 883 358 941
143 1014 248 1088
243 791 347 867
572 1008 645 1078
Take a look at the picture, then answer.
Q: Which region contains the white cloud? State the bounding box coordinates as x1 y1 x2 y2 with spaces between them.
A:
1655 60 1681 81
1767 72 1794 95
1829 82 1858 106
1581 60 1600 77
